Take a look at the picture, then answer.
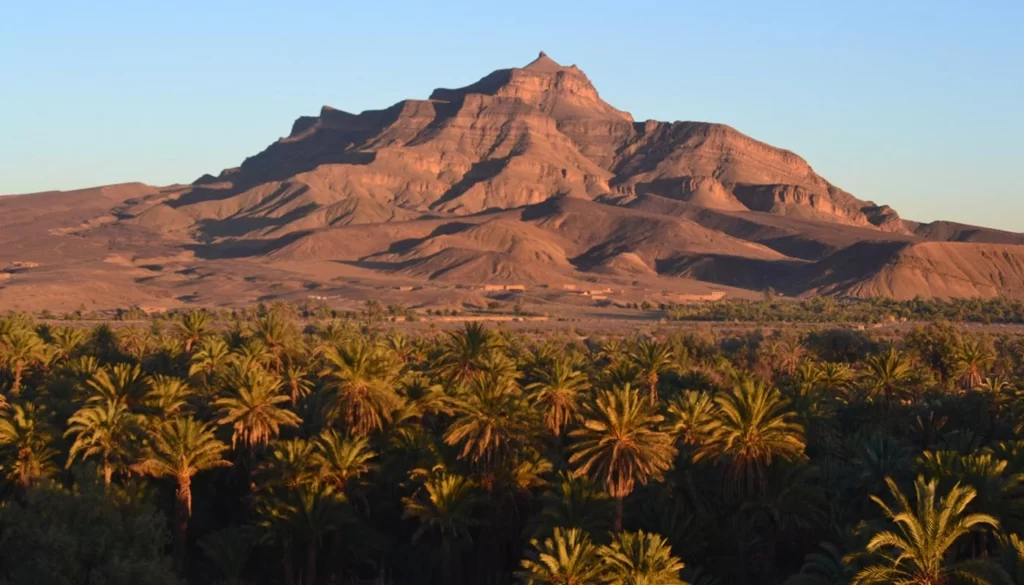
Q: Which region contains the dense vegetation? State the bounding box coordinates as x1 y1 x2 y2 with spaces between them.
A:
3 307 1024 584
664 296 1024 324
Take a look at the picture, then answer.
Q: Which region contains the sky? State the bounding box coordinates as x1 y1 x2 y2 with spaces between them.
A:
2 0 1021 230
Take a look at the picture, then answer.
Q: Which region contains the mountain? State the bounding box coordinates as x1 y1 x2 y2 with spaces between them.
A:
1 52 1020 312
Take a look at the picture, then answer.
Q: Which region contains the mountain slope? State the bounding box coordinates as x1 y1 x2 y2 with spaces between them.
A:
1 52 1021 310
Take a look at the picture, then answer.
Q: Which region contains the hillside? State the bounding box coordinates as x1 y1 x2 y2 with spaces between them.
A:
0 52 1020 311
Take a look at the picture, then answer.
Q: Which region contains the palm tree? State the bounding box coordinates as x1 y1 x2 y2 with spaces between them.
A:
49 326 88 363
667 390 718 447
258 438 319 490
215 369 301 451
189 336 233 387
532 471 614 538
199 526 251 585
320 338 403 436
314 430 376 490
86 363 148 406
954 339 994 390
629 339 674 406
526 356 590 437
518 527 605 585
0 328 47 395
435 322 500 384
65 397 144 484
0 403 58 489
862 347 913 408
177 310 211 354
444 373 531 470
693 379 805 497
817 362 855 400
145 374 194 417
257 481 348 585
600 530 686 585
784 542 850 585
252 311 299 372
402 472 481 585
772 338 807 377
133 417 231 573
282 363 313 406
851 476 1008 585
569 384 676 532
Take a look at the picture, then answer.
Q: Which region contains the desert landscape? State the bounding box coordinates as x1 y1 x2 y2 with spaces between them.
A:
3 51 1022 314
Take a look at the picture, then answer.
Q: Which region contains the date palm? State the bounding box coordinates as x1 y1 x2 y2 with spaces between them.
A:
86 362 148 406
283 363 313 406
215 369 301 451
49 326 88 363
600 530 686 585
0 403 58 489
569 384 676 532
315 430 376 489
444 373 531 469
256 481 348 585
65 397 144 484
694 379 805 497
667 390 718 447
954 339 994 390
258 437 319 490
133 417 231 573
518 527 605 585
0 328 47 395
532 471 614 538
852 476 1007 585
177 310 212 354
862 347 913 408
145 374 194 417
629 339 674 406
189 336 233 387
402 472 481 585
818 362 855 401
320 338 403 436
784 542 850 585
526 356 590 437
436 322 500 384
252 311 299 372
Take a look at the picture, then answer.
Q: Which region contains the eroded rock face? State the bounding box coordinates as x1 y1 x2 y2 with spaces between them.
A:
172 51 898 238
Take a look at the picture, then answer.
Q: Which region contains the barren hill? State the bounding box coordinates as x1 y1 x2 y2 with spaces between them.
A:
1 52 1021 311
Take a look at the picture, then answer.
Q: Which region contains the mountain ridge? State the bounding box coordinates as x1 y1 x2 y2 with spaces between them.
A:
0 52 1020 311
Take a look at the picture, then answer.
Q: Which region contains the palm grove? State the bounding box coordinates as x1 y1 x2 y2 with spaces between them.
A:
2 308 1024 585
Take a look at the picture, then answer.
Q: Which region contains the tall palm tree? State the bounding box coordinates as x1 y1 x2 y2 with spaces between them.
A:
532 471 614 538
518 527 605 585
444 373 531 470
314 430 376 490
86 363 148 406
252 311 299 372
629 339 674 406
65 397 144 484
402 472 481 585
256 481 348 585
526 356 590 437
133 417 231 573
862 347 914 408
693 379 805 497
0 328 47 395
667 390 718 447
199 526 251 585
145 374 194 418
0 403 58 489
320 338 403 436
784 542 850 585
436 322 500 384
282 363 313 406
851 476 1008 585
258 438 319 490
817 362 855 401
49 326 88 363
177 310 212 354
954 339 994 390
600 530 686 585
189 337 233 388
569 384 676 532
215 369 301 451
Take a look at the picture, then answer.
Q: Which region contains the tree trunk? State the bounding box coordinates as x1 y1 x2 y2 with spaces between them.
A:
12 362 23 396
283 549 296 585
648 374 658 406
174 476 192 575
103 460 113 486
615 495 624 533
305 537 317 585
441 536 453 585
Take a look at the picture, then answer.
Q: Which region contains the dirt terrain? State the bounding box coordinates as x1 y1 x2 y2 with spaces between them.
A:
1 52 1022 313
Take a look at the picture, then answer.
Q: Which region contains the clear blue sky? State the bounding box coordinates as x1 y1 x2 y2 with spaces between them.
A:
2 0 1021 230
